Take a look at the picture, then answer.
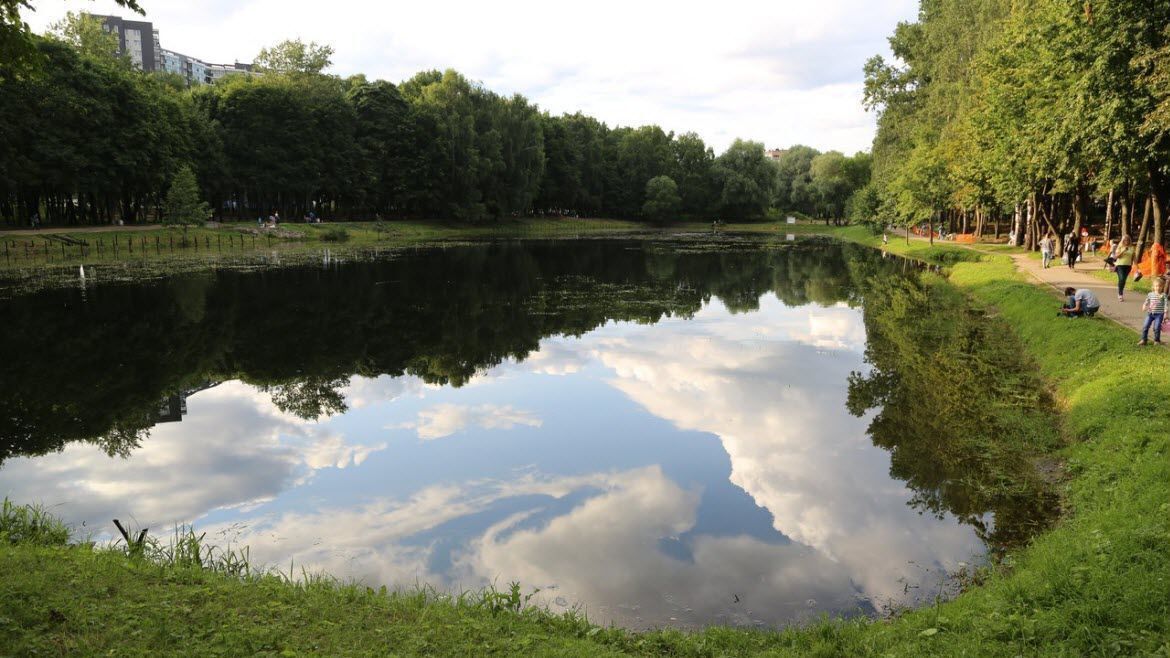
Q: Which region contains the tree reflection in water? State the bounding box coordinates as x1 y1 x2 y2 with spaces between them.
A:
0 238 1058 550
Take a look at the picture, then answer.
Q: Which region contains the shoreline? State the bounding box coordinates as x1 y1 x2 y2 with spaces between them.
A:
1 226 1167 655
0 219 830 297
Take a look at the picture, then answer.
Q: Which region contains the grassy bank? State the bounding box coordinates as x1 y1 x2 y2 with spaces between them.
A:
2 229 1168 655
0 218 830 295
0 218 648 269
0 217 834 268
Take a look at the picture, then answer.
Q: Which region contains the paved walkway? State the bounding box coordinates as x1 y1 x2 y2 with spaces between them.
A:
1010 251 1151 335
904 234 1152 336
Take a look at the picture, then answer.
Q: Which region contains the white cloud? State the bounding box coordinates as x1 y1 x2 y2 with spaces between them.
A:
200 470 618 592
0 382 385 534
26 0 919 152
341 375 425 410
201 466 868 628
512 339 590 376
458 466 864 627
580 297 985 604
0 292 987 627
401 403 543 440
183 297 982 623
301 435 386 469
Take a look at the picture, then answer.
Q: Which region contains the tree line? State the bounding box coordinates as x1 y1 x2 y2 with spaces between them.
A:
0 12 871 226
862 0 1170 253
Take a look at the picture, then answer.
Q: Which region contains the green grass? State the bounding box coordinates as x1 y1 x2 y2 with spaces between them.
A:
834 225 984 266
0 218 832 296
2 227 1168 655
0 217 834 270
0 499 69 547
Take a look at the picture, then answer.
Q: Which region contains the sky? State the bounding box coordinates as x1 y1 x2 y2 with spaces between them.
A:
26 0 918 157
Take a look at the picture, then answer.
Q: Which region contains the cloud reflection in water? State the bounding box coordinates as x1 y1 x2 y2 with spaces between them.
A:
0 293 984 628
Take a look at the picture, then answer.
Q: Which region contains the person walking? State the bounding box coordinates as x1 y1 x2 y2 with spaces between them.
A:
1065 232 1081 270
1114 236 1134 301
1040 232 1054 269
1139 278 1168 345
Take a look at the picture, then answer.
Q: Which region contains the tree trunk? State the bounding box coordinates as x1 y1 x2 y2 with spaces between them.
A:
1120 188 1131 238
1135 195 1153 262
1152 191 1164 248
1104 188 1115 240
1151 164 1167 248
1040 194 1061 251
1013 202 1024 247
1072 186 1085 238
1022 200 1032 249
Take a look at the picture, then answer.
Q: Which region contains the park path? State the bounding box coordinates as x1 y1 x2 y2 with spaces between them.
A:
903 234 1151 335
1010 251 1149 334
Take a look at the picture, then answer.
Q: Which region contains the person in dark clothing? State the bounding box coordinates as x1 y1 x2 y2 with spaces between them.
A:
1113 236 1134 301
1065 233 1081 270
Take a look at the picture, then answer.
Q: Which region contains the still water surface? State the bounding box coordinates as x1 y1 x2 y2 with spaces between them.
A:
0 238 1053 629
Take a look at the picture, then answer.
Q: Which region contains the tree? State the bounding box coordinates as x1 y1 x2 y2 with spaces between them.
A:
642 175 680 222
163 166 211 234
713 139 775 220
672 132 716 217
47 11 122 63
810 151 850 221
848 182 882 228
7 22 890 228
772 145 820 215
1 0 141 75
613 125 675 217
254 39 335 74
349 80 418 217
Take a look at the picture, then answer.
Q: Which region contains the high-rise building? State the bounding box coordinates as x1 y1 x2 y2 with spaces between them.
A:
95 14 158 71
93 14 256 87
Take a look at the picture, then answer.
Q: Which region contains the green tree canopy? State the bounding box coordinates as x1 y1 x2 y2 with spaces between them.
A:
163 166 211 229
642 175 680 222
2 0 140 75
713 139 775 220
254 39 335 74
47 11 121 64
2 25 870 227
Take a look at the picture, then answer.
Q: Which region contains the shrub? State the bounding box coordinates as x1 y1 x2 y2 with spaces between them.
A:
320 227 350 242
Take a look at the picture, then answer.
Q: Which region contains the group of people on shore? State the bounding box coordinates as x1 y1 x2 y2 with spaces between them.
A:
1049 228 1170 346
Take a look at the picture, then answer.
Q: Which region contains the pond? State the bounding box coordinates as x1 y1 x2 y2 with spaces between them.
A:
0 237 1058 630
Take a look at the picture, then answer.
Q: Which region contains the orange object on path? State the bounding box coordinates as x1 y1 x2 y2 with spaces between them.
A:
1135 242 1168 278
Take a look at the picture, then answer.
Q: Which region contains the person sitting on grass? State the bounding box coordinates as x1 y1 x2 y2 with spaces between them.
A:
1139 278 1167 346
1060 287 1101 317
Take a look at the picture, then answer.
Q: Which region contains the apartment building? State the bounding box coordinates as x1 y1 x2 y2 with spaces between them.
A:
94 14 256 87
